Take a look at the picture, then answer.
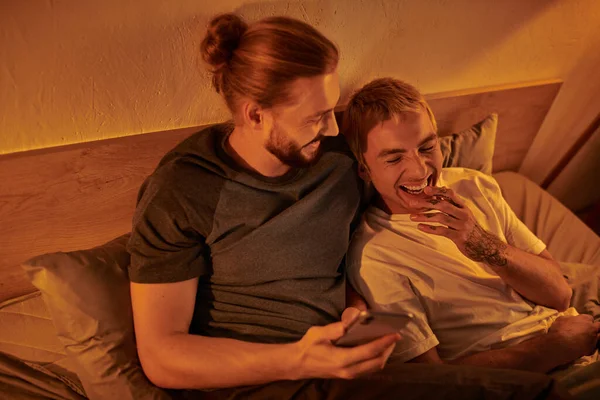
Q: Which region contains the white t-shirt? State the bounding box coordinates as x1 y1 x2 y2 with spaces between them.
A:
347 168 575 363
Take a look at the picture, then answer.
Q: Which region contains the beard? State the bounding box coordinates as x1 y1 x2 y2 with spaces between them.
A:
265 122 324 168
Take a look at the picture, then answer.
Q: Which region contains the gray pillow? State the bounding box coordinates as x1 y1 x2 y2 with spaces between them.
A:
22 234 171 400
440 113 498 174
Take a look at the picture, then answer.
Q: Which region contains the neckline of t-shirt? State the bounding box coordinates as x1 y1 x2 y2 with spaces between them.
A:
367 205 413 222
215 122 305 185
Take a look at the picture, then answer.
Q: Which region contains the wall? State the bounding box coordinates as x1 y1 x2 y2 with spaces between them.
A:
520 32 600 210
1 0 599 208
548 125 600 212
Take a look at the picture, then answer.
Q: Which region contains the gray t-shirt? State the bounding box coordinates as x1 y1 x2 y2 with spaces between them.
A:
127 123 361 343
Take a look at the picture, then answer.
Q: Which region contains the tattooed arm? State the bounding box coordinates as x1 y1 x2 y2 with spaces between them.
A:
409 314 600 372
409 186 572 311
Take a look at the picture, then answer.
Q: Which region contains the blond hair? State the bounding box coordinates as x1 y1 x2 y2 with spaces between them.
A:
342 78 437 169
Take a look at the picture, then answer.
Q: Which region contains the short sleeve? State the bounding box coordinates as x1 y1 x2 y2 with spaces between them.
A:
348 256 439 362
127 172 211 283
486 176 546 255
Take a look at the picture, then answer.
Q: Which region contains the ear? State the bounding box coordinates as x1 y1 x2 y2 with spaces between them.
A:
241 101 264 129
358 163 371 182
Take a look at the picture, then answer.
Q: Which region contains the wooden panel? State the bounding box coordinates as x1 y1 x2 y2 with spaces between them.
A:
425 80 562 172
0 80 562 303
0 126 201 302
541 112 600 189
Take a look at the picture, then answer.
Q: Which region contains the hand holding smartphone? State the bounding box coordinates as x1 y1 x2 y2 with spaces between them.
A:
335 310 413 347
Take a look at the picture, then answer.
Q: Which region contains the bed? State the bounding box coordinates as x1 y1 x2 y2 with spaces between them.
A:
1 79 599 399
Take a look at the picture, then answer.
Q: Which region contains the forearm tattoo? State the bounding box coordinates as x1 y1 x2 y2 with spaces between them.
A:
464 224 508 267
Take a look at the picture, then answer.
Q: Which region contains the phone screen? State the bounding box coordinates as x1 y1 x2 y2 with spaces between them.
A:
335 311 413 347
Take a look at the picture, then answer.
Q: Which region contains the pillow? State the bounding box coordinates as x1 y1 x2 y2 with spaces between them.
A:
439 113 498 174
22 234 171 400
0 291 85 398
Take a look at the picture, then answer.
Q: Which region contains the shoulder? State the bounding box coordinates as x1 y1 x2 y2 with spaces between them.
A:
135 128 234 220
439 167 492 184
349 209 400 264
143 160 223 202
440 168 501 196
142 123 235 196
156 122 236 178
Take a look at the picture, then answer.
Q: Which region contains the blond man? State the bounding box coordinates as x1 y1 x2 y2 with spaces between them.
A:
343 78 599 396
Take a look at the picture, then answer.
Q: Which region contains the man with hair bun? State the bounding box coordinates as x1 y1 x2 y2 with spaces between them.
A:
127 13 571 399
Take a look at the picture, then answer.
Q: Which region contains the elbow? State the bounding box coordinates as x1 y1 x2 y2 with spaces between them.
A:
553 262 572 312
143 366 173 390
555 286 572 312
547 282 572 312
138 345 179 389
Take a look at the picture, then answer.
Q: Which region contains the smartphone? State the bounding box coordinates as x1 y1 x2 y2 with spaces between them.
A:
335 310 413 347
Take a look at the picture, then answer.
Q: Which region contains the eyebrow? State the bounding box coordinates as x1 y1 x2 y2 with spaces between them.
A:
377 133 437 158
306 107 335 120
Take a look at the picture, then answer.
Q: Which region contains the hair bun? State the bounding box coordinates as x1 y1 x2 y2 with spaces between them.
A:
201 13 248 69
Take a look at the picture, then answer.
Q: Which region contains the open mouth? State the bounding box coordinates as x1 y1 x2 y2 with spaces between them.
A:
302 138 322 153
304 135 324 148
305 140 320 149
399 175 432 195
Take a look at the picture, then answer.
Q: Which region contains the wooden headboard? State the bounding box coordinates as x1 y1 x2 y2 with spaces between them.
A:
0 79 562 303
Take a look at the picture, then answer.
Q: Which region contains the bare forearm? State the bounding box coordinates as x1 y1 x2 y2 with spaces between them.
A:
463 226 570 310
491 246 571 311
140 333 297 390
412 187 571 310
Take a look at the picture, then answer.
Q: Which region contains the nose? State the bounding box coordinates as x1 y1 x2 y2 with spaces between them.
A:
322 111 339 137
406 154 428 179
